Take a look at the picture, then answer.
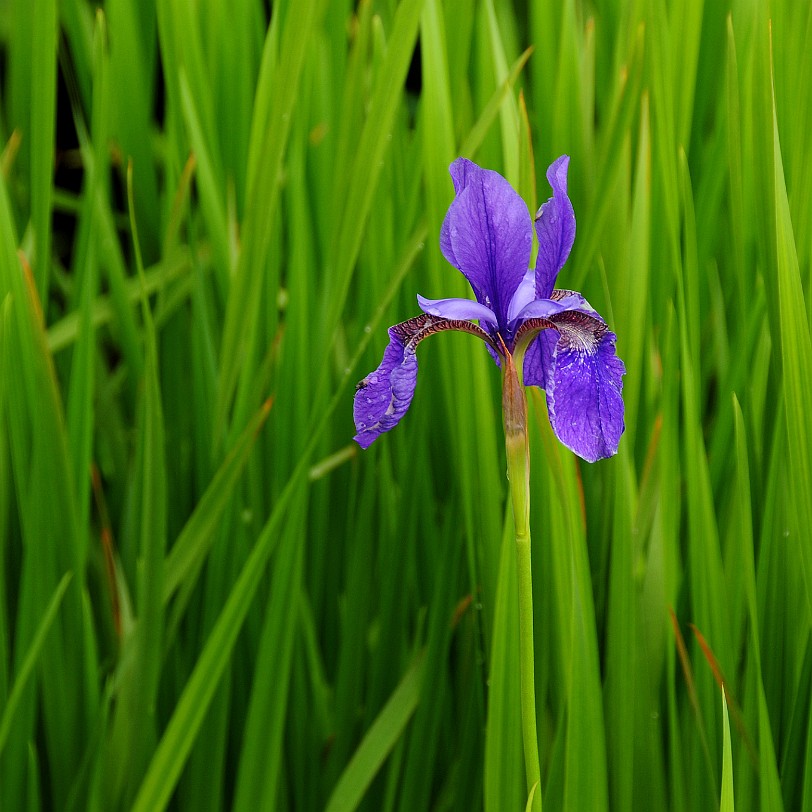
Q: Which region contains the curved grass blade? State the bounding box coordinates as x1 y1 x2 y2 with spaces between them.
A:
215 0 326 436
105 162 167 807
525 782 541 812
29 0 57 297
771 34 812 622
324 654 425 812
232 496 306 810
46 256 191 355
483 510 524 812
162 396 274 603
720 688 734 812
317 0 425 353
0 573 72 757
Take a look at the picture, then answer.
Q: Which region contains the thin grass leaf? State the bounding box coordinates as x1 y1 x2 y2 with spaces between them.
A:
319 0 424 345
162 397 273 604
29 0 57 297
216 0 326 436
603 450 636 811
525 782 541 812
731 396 784 810
771 37 812 622
0 572 72 757
106 0 160 255
46 255 190 354
0 167 87 805
177 71 230 289
104 164 167 807
720 688 735 812
481 0 519 184
232 498 306 810
324 654 425 812
458 47 532 159
66 8 107 562
483 509 524 812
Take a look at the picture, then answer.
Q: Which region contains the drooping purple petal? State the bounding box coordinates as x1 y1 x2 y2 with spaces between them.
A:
439 158 532 328
353 313 499 448
542 311 625 462
417 294 498 328
535 155 576 299
353 334 417 449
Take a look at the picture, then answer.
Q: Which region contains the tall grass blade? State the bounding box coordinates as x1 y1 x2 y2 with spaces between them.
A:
325 654 425 812
770 37 812 621
720 688 735 812
0 573 72 757
483 513 524 812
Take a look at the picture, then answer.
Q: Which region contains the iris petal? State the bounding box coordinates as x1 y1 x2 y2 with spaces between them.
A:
522 329 557 390
417 294 498 328
521 289 604 388
507 268 536 323
439 158 532 328
513 295 574 323
521 305 625 462
353 333 418 449
535 155 576 300
353 313 499 448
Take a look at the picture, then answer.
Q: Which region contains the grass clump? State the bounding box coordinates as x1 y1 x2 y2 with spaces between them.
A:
0 1 810 809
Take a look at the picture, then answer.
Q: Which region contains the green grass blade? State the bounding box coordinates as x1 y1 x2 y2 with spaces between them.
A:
324 654 425 812
720 688 734 812
0 153 87 805
29 0 57 297
483 511 524 812
319 0 424 345
162 397 273 603
46 255 190 355
66 9 107 561
177 71 230 289
457 47 532 159
0 573 72 757
105 165 168 807
231 499 306 810
771 44 812 621
603 450 636 811
216 0 325 435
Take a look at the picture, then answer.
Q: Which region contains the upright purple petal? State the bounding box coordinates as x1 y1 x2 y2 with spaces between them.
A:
507 268 536 323
439 158 532 328
544 312 625 462
353 313 499 448
449 157 477 194
535 156 576 299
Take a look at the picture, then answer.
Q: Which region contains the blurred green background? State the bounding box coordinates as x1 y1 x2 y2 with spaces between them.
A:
0 0 811 809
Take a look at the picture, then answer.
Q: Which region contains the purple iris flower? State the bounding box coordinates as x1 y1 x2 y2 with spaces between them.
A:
353 156 625 462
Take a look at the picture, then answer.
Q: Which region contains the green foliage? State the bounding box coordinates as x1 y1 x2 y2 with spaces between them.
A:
0 0 810 809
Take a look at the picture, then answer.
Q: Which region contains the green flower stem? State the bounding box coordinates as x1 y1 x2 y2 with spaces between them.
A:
502 348 542 812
